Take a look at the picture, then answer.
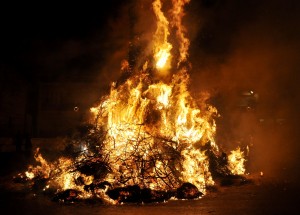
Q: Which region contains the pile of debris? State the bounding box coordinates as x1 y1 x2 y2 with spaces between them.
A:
12 124 249 204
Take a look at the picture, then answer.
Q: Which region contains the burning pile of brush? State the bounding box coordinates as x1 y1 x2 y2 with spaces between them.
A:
13 0 248 204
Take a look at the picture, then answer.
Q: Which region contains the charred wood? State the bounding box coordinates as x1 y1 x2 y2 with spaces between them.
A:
176 182 203 199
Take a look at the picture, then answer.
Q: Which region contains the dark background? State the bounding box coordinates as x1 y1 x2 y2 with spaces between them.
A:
1 0 299 99
0 0 299 183
0 1 128 81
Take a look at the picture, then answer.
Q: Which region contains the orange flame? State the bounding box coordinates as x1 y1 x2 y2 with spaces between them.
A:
90 69 218 194
171 0 190 67
227 147 246 175
21 0 248 201
153 0 173 72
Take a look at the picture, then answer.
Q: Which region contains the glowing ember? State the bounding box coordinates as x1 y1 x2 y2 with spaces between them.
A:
17 0 248 204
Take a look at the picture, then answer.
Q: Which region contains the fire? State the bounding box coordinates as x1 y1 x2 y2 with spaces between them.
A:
88 0 218 194
18 0 248 203
152 0 191 70
170 0 190 67
89 66 219 193
180 149 214 191
227 147 246 175
153 0 172 71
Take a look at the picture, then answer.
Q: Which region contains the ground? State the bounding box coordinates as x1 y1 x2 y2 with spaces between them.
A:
0 150 299 215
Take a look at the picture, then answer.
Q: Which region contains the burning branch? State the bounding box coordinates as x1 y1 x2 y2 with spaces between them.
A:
13 0 250 204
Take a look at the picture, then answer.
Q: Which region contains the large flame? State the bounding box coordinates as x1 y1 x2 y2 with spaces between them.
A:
90 68 217 193
88 0 218 193
20 0 247 202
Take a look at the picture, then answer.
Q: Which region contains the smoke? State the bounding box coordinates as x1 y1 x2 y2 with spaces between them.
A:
182 0 300 183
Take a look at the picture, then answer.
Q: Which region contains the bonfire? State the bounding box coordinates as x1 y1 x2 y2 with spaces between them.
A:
14 0 247 204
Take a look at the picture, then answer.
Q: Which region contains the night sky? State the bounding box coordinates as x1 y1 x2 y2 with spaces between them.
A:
0 0 300 180
0 1 299 94
1 0 299 88
0 1 128 82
